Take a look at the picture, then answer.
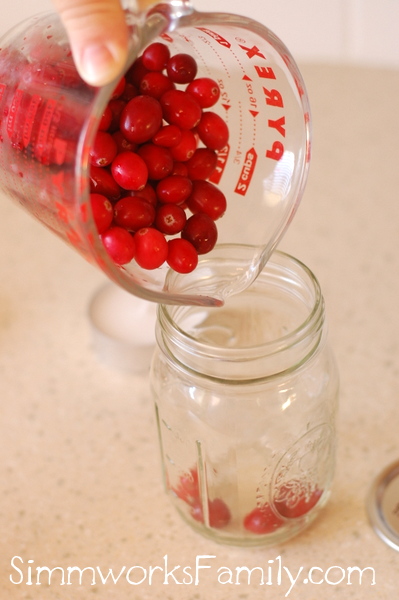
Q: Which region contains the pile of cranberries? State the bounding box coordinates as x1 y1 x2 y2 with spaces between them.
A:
89 42 229 274
173 466 323 534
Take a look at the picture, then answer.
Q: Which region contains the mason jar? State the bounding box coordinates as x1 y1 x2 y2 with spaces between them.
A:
150 250 339 546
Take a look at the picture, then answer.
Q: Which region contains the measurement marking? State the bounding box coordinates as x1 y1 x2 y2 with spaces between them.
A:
196 36 230 77
0 82 6 102
7 88 24 139
174 31 213 77
251 111 257 147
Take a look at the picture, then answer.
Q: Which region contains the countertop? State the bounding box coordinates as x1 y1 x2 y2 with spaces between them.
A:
1 63 399 599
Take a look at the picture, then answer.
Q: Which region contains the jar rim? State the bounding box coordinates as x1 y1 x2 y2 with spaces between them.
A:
156 250 325 378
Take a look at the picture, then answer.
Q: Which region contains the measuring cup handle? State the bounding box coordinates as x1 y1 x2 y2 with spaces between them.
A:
144 0 195 18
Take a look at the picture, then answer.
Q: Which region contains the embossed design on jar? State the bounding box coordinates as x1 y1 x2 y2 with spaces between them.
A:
271 423 334 519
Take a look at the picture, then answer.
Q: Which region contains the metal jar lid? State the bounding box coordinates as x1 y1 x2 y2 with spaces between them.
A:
367 460 399 551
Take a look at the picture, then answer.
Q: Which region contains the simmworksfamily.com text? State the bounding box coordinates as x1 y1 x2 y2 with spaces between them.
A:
9 554 376 597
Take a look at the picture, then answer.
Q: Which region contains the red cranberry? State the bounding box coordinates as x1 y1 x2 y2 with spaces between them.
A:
186 179 227 220
90 193 113 234
160 89 202 130
156 175 193 204
113 196 156 231
139 71 175 99
98 105 113 131
120 95 163 144
89 131 118 167
141 42 171 71
197 111 229 151
111 76 126 99
171 162 189 177
243 504 284 534
152 124 182 148
111 151 148 190
107 98 127 132
187 77 220 108
155 203 187 235
137 143 174 180
186 148 218 180
167 238 198 273
170 129 197 162
89 166 121 200
128 182 158 206
101 226 136 265
190 498 231 529
112 130 137 154
182 213 218 255
166 53 198 84
134 227 168 270
126 56 149 87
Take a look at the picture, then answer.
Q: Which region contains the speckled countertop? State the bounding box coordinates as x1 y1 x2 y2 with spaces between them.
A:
1 64 399 599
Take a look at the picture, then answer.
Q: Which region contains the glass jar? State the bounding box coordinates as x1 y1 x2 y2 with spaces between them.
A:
150 250 339 546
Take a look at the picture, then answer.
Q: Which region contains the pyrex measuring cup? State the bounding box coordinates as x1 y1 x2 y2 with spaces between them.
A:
0 1 311 306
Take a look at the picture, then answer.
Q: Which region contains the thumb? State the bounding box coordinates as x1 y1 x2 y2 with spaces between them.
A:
52 0 130 87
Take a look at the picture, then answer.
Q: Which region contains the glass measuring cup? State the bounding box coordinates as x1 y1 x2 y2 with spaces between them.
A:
0 1 311 306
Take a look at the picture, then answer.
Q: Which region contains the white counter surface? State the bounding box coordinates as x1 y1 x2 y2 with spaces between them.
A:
1 63 399 599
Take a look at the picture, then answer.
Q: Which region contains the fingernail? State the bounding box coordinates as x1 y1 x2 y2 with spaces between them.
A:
79 42 126 86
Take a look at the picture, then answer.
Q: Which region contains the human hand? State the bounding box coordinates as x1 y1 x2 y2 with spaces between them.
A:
52 0 155 87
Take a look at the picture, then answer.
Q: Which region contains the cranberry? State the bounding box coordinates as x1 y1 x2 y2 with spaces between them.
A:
101 226 136 265
139 71 175 99
89 131 118 167
112 130 137 154
155 203 187 235
89 166 121 200
187 77 220 108
137 143 174 180
160 89 202 130
134 227 168 270
186 179 227 220
121 81 139 102
152 124 182 148
186 148 218 180
107 98 127 132
141 42 171 71
170 129 197 162
90 193 113 234
167 238 198 274
166 53 198 84
120 95 163 144
111 151 148 190
126 56 149 87
191 498 231 529
114 196 155 231
173 468 200 506
197 111 229 151
98 105 113 131
171 162 189 177
128 182 157 207
274 481 323 519
243 504 284 534
111 76 126 99
156 175 192 204
182 213 218 255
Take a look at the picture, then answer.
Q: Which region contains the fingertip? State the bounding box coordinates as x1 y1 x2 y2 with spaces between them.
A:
76 41 128 87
